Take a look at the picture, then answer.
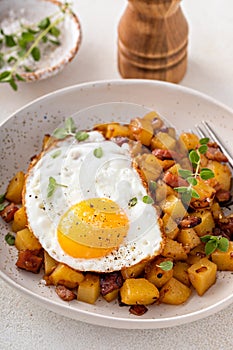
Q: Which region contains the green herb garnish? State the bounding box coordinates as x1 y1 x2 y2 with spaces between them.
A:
142 195 154 205
0 3 71 90
174 137 214 203
128 197 138 208
0 202 7 211
75 131 89 142
5 233 15 246
0 194 5 204
149 180 157 192
200 235 229 255
51 150 62 159
93 147 103 158
157 261 173 271
52 117 89 142
47 176 67 198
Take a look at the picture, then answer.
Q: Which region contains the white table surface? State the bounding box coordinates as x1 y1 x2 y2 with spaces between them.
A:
0 0 233 349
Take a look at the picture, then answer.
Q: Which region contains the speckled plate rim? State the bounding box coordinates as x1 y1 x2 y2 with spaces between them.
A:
0 79 233 329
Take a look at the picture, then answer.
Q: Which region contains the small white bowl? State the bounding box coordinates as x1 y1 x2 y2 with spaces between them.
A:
0 0 82 82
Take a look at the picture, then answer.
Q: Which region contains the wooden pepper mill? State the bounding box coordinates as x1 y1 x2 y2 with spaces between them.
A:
117 0 189 83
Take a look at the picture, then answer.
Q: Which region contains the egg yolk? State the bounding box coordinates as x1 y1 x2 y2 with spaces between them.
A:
57 198 129 258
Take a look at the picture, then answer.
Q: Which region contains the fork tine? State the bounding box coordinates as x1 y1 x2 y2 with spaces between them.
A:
195 125 206 139
201 121 233 169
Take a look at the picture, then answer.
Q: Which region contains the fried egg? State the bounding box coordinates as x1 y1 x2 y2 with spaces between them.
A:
24 131 163 272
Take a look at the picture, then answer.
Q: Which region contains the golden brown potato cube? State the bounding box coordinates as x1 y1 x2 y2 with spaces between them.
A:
191 210 215 237
129 117 153 146
103 289 119 302
49 263 84 289
156 159 175 171
207 161 231 191
177 228 201 251
173 262 191 287
191 179 216 208
120 278 159 305
162 213 179 240
211 241 233 271
121 260 147 279
145 257 173 288
5 171 25 204
211 202 223 220
161 194 187 220
187 244 207 265
188 257 217 296
151 132 176 150
44 251 58 276
136 153 162 182
15 227 42 251
179 132 199 152
155 180 175 203
105 124 130 139
159 277 191 305
77 273 100 304
12 206 27 232
166 163 182 176
162 238 188 261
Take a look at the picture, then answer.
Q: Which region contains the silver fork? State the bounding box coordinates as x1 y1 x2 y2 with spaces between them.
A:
195 120 233 211
195 120 233 170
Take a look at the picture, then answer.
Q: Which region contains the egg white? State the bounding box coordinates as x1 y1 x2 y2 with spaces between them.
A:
24 131 163 272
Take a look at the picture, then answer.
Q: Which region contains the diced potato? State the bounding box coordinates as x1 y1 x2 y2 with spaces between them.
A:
15 227 42 251
5 171 25 204
191 210 215 237
191 179 216 208
166 163 182 176
12 206 27 232
188 258 217 296
207 161 231 191
155 180 175 203
179 132 199 152
142 111 162 127
129 117 153 146
156 159 175 171
173 262 191 286
162 213 179 239
49 263 84 289
187 244 207 265
120 278 159 305
44 251 58 276
77 273 100 304
177 228 201 251
211 241 233 271
151 132 176 150
136 154 162 182
161 194 187 220
121 260 147 279
103 289 119 302
162 238 188 261
145 257 173 288
105 124 130 139
159 277 191 305
211 202 223 220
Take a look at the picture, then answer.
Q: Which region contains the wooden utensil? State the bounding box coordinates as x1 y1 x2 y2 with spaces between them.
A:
117 0 189 83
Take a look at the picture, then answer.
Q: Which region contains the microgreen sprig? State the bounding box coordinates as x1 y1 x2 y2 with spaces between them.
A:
47 176 68 198
0 2 71 90
200 235 229 255
5 232 15 246
52 117 89 142
174 137 215 203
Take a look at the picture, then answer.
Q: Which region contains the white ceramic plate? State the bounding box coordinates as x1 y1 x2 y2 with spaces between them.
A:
0 80 233 329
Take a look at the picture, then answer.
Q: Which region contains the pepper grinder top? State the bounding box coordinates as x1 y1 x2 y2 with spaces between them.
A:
117 0 189 83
